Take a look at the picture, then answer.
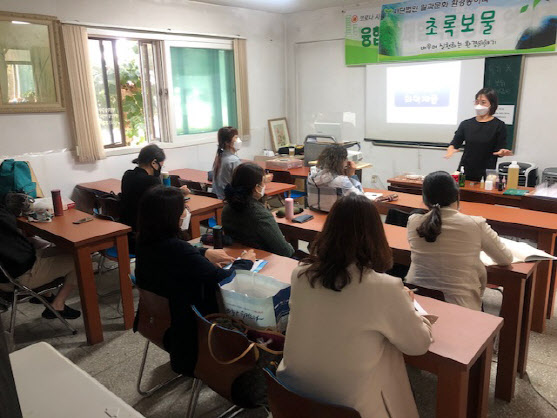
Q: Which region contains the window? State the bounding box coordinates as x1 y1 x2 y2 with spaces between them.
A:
87 32 238 148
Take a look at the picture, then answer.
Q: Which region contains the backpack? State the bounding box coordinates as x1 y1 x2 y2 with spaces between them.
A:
0 160 37 201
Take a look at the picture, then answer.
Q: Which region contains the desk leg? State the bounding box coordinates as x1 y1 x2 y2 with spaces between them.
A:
115 235 134 329
468 342 493 418
495 276 525 401
74 247 103 345
547 235 557 319
437 366 468 418
190 216 201 239
215 208 222 226
531 232 555 333
518 269 536 378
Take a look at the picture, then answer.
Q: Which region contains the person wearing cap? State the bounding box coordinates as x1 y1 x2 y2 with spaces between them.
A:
121 144 189 253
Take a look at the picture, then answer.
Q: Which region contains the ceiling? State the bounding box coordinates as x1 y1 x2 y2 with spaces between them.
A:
189 0 381 14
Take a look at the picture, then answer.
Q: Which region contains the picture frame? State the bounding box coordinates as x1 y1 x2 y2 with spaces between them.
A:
268 117 292 152
0 11 65 113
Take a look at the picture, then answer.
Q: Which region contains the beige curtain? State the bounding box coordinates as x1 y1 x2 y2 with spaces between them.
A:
233 38 250 140
61 24 105 162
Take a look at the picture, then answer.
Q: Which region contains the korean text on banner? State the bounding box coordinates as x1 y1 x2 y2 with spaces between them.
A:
345 7 383 65
378 0 557 63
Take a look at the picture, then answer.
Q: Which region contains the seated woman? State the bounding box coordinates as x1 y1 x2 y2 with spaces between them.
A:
212 126 242 200
307 144 363 212
406 171 513 310
134 185 255 375
277 194 432 418
222 163 295 258
121 144 189 253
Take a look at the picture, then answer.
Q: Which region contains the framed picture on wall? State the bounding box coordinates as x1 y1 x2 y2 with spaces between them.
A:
268 117 292 152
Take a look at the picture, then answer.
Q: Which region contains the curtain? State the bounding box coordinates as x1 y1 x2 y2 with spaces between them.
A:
61 24 105 162
233 38 250 140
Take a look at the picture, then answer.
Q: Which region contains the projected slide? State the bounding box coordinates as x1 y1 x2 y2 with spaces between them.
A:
386 61 461 125
366 58 485 143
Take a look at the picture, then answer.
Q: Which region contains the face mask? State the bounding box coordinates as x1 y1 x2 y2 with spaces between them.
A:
180 209 191 231
256 184 265 198
233 138 242 151
474 104 490 116
152 161 162 178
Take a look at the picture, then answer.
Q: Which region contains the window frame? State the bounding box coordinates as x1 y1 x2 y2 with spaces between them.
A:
87 28 238 150
163 38 235 145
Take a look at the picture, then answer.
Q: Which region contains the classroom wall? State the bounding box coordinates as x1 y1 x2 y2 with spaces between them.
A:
286 4 557 188
0 0 286 196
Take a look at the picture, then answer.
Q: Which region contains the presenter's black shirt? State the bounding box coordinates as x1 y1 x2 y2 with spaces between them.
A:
449 117 507 181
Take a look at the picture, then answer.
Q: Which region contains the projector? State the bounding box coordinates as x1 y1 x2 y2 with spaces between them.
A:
347 149 363 162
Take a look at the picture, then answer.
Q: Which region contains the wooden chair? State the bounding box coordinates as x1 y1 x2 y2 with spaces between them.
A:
264 368 361 418
0 263 77 341
135 289 182 396
186 307 260 418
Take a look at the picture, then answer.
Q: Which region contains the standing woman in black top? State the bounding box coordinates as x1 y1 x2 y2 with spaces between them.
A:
444 88 513 181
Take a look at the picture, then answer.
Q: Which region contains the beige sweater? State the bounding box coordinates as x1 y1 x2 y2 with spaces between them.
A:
277 264 433 418
406 208 513 310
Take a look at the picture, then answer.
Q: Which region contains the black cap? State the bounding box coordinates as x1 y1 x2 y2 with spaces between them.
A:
132 144 166 165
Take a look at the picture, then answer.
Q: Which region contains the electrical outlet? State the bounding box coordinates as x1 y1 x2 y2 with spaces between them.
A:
371 175 379 182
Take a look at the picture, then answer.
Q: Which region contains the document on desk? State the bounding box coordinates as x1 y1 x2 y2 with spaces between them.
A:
481 237 557 266
414 300 439 324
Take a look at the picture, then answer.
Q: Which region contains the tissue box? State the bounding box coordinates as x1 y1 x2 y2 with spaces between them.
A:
266 158 303 170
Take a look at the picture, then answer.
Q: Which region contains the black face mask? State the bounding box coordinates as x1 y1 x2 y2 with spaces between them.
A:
152 161 162 178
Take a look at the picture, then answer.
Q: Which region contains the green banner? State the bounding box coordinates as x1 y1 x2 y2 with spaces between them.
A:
378 0 557 62
345 8 382 65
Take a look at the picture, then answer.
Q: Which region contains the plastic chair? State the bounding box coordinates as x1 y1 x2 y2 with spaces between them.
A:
135 289 182 396
186 307 260 418
264 368 361 418
0 262 77 341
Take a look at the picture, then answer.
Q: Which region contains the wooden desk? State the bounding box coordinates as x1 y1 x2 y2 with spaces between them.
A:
170 168 296 198
275 212 536 402
214 242 502 417
367 188 557 333
387 176 534 207
17 209 133 345
75 179 224 240
169 168 211 186
186 195 224 238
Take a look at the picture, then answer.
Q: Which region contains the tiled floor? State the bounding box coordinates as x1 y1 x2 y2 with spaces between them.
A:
2 259 557 417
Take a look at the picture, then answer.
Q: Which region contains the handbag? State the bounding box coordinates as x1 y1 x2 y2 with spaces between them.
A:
204 313 285 408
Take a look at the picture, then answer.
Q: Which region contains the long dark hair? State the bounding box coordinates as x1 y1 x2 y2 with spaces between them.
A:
137 185 184 244
317 144 347 176
300 194 393 291
416 171 460 243
224 162 264 211
213 126 239 177
476 87 499 115
132 143 166 165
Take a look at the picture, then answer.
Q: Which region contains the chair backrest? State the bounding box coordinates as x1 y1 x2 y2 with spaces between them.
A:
94 193 121 221
269 170 294 185
519 194 557 213
193 307 258 401
264 368 361 418
136 289 172 350
404 283 445 302
385 208 412 227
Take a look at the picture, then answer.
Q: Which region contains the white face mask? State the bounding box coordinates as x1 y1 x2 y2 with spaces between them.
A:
233 138 242 151
180 209 191 231
474 104 490 116
256 184 265 198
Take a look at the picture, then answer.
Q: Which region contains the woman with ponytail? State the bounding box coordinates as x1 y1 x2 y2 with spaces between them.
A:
222 163 294 257
212 126 242 199
406 171 512 310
